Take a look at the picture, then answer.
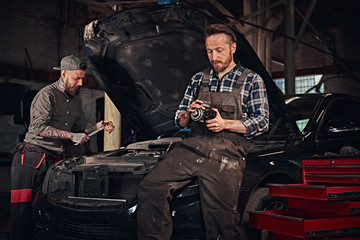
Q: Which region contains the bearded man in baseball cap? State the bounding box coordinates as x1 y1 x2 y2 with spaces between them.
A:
10 55 114 240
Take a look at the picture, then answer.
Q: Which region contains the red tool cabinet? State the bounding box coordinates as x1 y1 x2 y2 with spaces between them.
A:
249 157 360 239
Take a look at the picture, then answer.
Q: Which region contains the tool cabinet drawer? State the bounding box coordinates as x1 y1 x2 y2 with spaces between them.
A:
269 184 360 200
302 157 360 184
249 210 360 239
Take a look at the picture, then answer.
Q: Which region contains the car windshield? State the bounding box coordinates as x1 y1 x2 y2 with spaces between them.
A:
285 95 321 131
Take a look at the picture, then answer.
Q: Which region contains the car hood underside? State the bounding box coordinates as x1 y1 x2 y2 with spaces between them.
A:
82 3 289 140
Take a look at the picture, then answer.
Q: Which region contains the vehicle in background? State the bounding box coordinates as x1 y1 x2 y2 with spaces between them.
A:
0 83 32 157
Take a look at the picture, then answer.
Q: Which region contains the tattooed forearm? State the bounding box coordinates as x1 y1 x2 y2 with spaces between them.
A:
39 126 72 140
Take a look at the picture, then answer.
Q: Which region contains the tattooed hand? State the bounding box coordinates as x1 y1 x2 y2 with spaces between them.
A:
97 120 114 134
70 133 89 145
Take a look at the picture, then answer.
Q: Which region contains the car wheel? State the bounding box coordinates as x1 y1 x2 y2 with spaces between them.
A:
240 187 288 240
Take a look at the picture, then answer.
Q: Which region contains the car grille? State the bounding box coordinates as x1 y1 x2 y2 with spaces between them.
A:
50 214 136 240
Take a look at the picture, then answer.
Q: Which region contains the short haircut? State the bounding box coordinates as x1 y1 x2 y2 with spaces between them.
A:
204 24 237 43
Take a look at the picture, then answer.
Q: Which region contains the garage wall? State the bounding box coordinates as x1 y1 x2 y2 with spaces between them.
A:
0 0 87 70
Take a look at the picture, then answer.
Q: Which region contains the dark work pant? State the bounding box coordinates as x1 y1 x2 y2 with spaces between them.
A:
137 145 246 240
11 143 60 240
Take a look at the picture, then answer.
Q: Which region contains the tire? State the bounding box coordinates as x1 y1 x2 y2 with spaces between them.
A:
240 187 288 240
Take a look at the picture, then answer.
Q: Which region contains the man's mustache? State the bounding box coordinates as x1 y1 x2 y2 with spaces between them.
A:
212 60 223 65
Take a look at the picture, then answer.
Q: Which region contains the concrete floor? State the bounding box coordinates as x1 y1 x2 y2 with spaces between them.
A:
0 208 11 240
0 163 12 239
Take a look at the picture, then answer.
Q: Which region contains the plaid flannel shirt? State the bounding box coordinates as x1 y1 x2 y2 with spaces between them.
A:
175 66 269 137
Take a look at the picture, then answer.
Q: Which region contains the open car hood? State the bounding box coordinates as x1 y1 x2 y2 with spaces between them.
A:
82 3 289 140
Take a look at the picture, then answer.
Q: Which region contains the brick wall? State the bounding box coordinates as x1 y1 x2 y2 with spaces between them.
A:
324 73 360 97
0 0 87 70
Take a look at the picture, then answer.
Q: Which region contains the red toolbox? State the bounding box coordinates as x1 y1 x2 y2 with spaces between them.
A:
249 157 360 239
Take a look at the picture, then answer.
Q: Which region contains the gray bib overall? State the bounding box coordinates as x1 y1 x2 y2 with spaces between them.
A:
180 67 253 159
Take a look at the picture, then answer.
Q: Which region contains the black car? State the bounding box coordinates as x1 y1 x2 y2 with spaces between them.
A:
37 4 360 240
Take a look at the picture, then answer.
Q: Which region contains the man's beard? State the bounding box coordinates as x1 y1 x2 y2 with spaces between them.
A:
65 81 80 96
211 53 232 73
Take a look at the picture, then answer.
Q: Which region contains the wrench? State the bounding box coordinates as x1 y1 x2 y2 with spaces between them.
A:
74 126 104 145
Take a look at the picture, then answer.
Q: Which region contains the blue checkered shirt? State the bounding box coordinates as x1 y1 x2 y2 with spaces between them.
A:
175 66 269 137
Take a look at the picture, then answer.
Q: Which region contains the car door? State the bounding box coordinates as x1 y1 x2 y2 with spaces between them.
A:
316 97 360 154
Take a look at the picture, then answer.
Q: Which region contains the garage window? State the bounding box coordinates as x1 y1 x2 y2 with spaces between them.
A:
274 74 324 94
